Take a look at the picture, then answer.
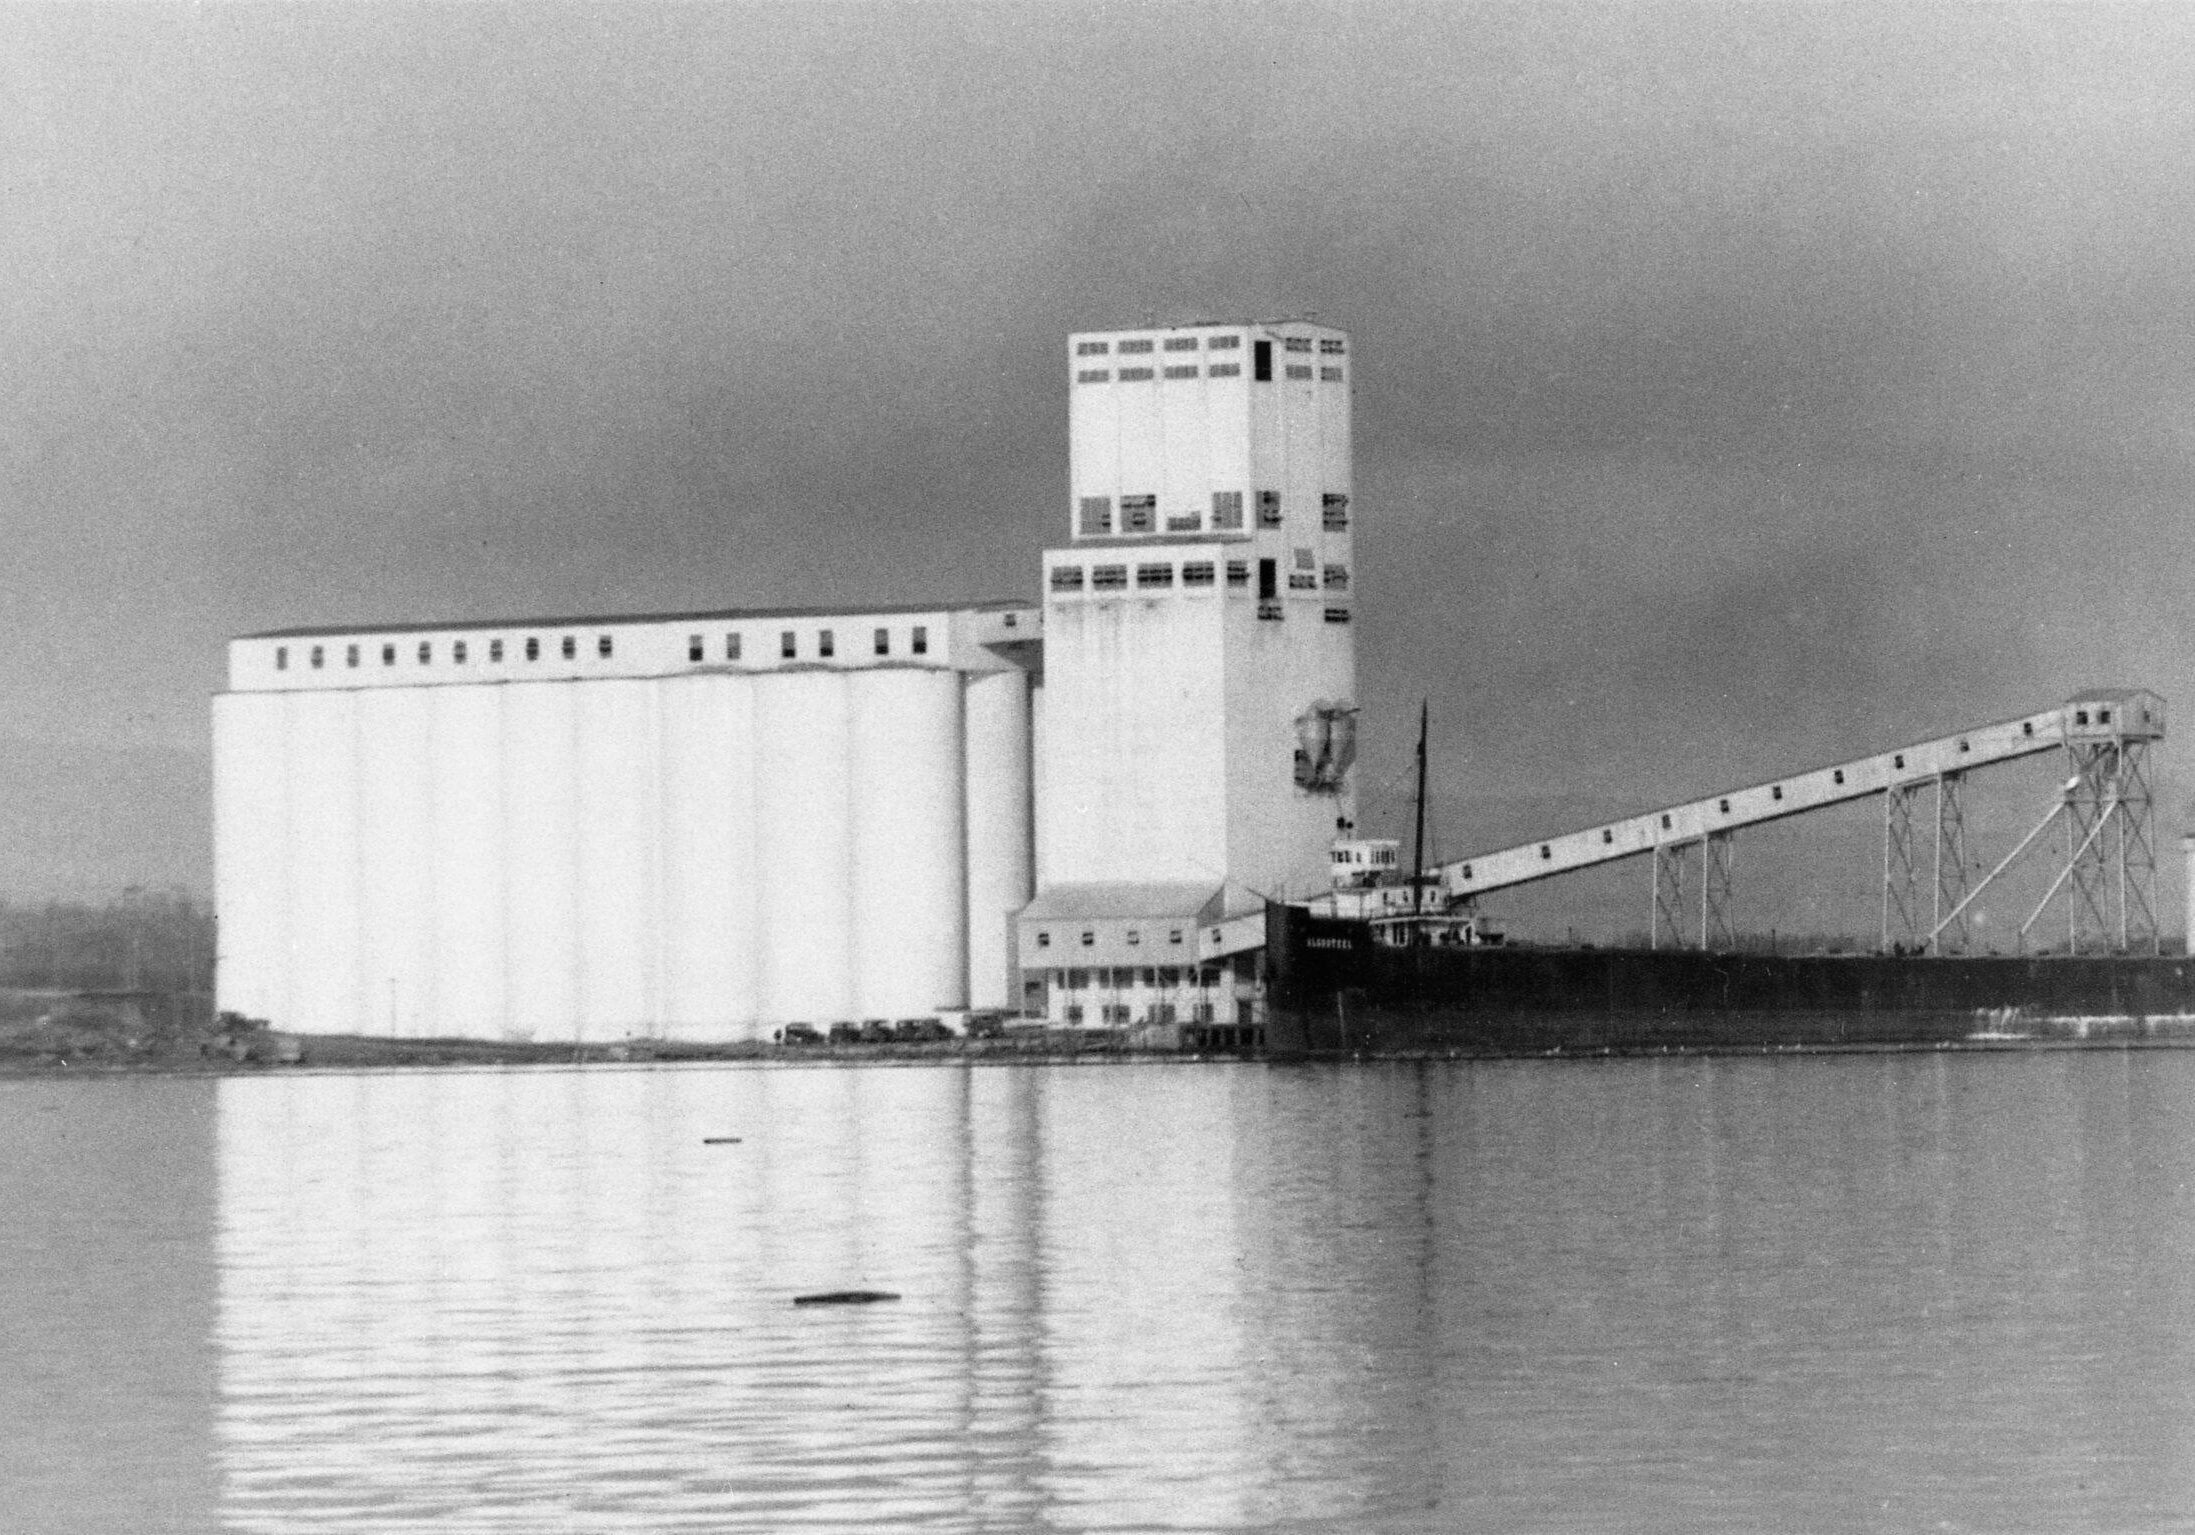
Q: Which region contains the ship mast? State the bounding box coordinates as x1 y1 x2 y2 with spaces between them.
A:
1411 700 1429 936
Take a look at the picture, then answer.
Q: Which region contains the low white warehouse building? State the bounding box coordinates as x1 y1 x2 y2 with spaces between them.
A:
213 604 1035 1042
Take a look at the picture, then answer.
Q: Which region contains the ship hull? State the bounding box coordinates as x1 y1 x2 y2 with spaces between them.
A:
1263 905 2195 1057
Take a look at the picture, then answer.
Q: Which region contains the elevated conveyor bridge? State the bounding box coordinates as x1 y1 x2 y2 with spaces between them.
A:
1425 690 2165 955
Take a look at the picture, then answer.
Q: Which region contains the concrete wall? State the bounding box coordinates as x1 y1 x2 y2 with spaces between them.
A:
214 658 1031 1042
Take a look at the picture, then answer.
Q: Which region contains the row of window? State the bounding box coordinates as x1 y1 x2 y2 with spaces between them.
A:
1049 559 1350 594
1072 335 1345 357
1043 962 1229 987
1076 335 1253 355
1074 364 1343 383
1075 490 1348 536
278 631 616 671
275 624 931 674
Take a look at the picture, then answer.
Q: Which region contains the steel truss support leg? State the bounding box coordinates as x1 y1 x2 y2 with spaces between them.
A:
1883 782 1924 953
1933 772 1969 955
2060 738 2159 955
1702 832 1734 951
1651 842 1688 951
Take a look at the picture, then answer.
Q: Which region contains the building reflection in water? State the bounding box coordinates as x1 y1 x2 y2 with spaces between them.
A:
217 1054 2195 1533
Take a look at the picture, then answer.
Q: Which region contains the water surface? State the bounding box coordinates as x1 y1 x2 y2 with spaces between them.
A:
10 1052 2195 1531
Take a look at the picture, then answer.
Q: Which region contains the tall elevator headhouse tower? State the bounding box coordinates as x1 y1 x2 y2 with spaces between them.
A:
1018 320 1358 1025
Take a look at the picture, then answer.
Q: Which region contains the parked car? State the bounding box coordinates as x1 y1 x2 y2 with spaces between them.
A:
965 1011 1010 1039
858 1019 895 1044
780 1023 822 1045
827 1022 862 1045
893 1017 950 1042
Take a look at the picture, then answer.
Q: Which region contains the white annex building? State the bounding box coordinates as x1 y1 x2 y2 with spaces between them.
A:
213 320 1357 1043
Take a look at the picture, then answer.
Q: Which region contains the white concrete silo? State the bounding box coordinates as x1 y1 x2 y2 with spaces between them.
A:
849 668 967 1020
963 667 1032 1012
756 670 855 1026
357 686 437 1038
657 672 762 1041
429 682 508 1041
287 688 364 1036
575 678 659 1042
502 681 582 1041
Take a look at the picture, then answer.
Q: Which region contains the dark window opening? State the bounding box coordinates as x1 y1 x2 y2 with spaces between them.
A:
526 637 540 660
1212 490 1243 529
688 635 703 662
1660 814 1672 829
912 625 928 655
383 643 396 666
780 631 796 659
275 646 288 670
452 641 467 664
1602 829 1614 844
1051 566 1085 592
560 635 576 660
1078 496 1111 536
819 629 835 658
1253 340 1272 381
1120 494 1156 534
1833 769 1844 784
1258 558 1278 601
346 644 360 667
309 646 324 669
1256 490 1282 528
489 639 503 662
417 642 431 664
598 635 613 658
874 628 890 656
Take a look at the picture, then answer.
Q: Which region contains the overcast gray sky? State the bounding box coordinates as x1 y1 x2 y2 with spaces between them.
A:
5 3 2192 923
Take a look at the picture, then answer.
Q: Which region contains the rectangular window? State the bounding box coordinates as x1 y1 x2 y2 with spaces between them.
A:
1117 366 1153 381
911 625 927 655
383 643 397 665
1162 365 1198 379
1323 491 1350 531
1325 607 1352 623
1319 337 1345 355
1284 336 1313 352
489 639 503 662
1226 560 1249 587
597 635 612 658
1091 564 1128 591
452 640 467 663
1293 547 1315 570
1117 338 1153 354
1211 490 1243 529
1257 490 1282 528
346 643 359 667
1076 369 1109 384
308 645 324 669
1208 362 1241 377
1254 340 1272 381
780 630 796 658
1321 366 1344 382
1208 334 1239 349
1120 494 1155 533
1136 563 1174 588
1162 336 1198 351
1037 930 1051 947
1078 496 1112 535
688 634 704 661
1258 558 1277 601
819 629 835 658
275 646 288 670
417 641 431 664
1289 571 1319 590
874 627 890 656
1286 364 1313 380
524 637 541 660
726 633 741 661
1075 340 1110 356
1165 513 1200 532
560 635 575 659
1050 566 1085 592
1323 564 1349 590
1182 561 1216 587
